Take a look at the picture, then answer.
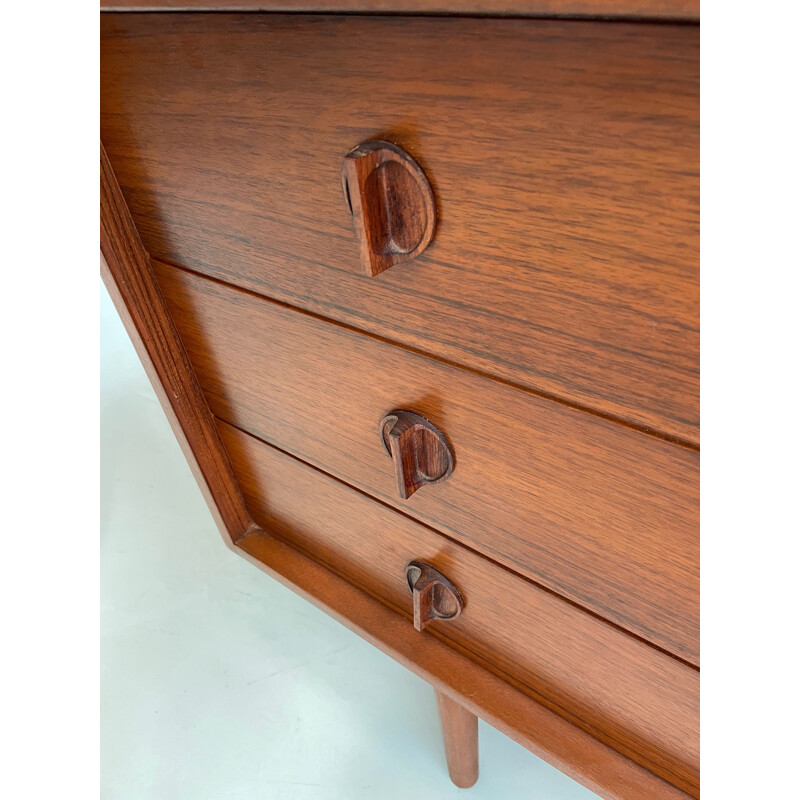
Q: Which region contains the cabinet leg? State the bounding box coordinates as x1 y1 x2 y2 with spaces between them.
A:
434 688 479 788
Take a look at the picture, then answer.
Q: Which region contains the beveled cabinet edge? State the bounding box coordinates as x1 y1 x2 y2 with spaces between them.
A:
100 143 694 800
101 142 254 548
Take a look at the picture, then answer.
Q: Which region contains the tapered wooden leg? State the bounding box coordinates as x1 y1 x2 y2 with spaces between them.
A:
434 688 479 788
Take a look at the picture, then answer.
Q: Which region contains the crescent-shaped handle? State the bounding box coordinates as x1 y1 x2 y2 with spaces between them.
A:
405 561 464 632
342 140 436 277
380 410 454 500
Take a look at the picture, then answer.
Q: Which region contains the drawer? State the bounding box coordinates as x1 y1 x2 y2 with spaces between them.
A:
100 13 699 445
155 262 699 664
220 419 699 796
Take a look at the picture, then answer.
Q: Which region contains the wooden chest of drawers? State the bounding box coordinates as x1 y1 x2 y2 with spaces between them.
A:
101 4 699 798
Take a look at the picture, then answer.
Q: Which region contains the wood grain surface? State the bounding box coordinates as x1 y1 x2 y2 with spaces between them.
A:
342 140 437 277
235 528 695 800
405 561 464 631
101 142 695 800
220 420 699 794
435 689 479 789
155 262 699 663
100 13 699 444
100 1 700 20
100 145 254 547
381 409 455 499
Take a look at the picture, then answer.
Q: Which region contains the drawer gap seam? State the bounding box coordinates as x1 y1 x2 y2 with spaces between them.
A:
219 414 699 670
236 522 697 794
157 257 699 451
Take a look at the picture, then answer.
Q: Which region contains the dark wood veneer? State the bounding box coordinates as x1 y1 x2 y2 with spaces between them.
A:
236 527 696 800
218 420 699 795
405 560 464 631
101 145 697 800
380 409 454 499
154 260 699 664
342 140 437 277
100 13 699 444
101 5 699 795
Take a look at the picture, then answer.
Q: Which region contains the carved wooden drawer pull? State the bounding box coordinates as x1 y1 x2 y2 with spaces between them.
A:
380 410 454 500
405 561 464 632
342 140 436 277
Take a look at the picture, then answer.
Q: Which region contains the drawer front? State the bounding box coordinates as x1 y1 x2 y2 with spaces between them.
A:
100 13 699 444
155 262 699 664
219 420 699 796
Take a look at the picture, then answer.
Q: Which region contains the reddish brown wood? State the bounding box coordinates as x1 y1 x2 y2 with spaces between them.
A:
100 144 254 547
100 139 698 799
154 262 699 664
100 14 699 445
218 421 699 795
100 1 700 20
405 561 463 631
343 140 436 277
235 529 694 800
435 689 479 789
381 410 453 499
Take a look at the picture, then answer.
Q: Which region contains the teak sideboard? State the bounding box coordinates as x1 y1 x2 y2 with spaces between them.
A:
100 4 699 797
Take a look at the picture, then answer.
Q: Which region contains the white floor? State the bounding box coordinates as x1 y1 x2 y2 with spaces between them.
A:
100 282 600 800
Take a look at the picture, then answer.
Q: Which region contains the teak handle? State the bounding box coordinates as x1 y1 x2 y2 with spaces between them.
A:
405 561 464 632
380 410 454 500
342 140 436 277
